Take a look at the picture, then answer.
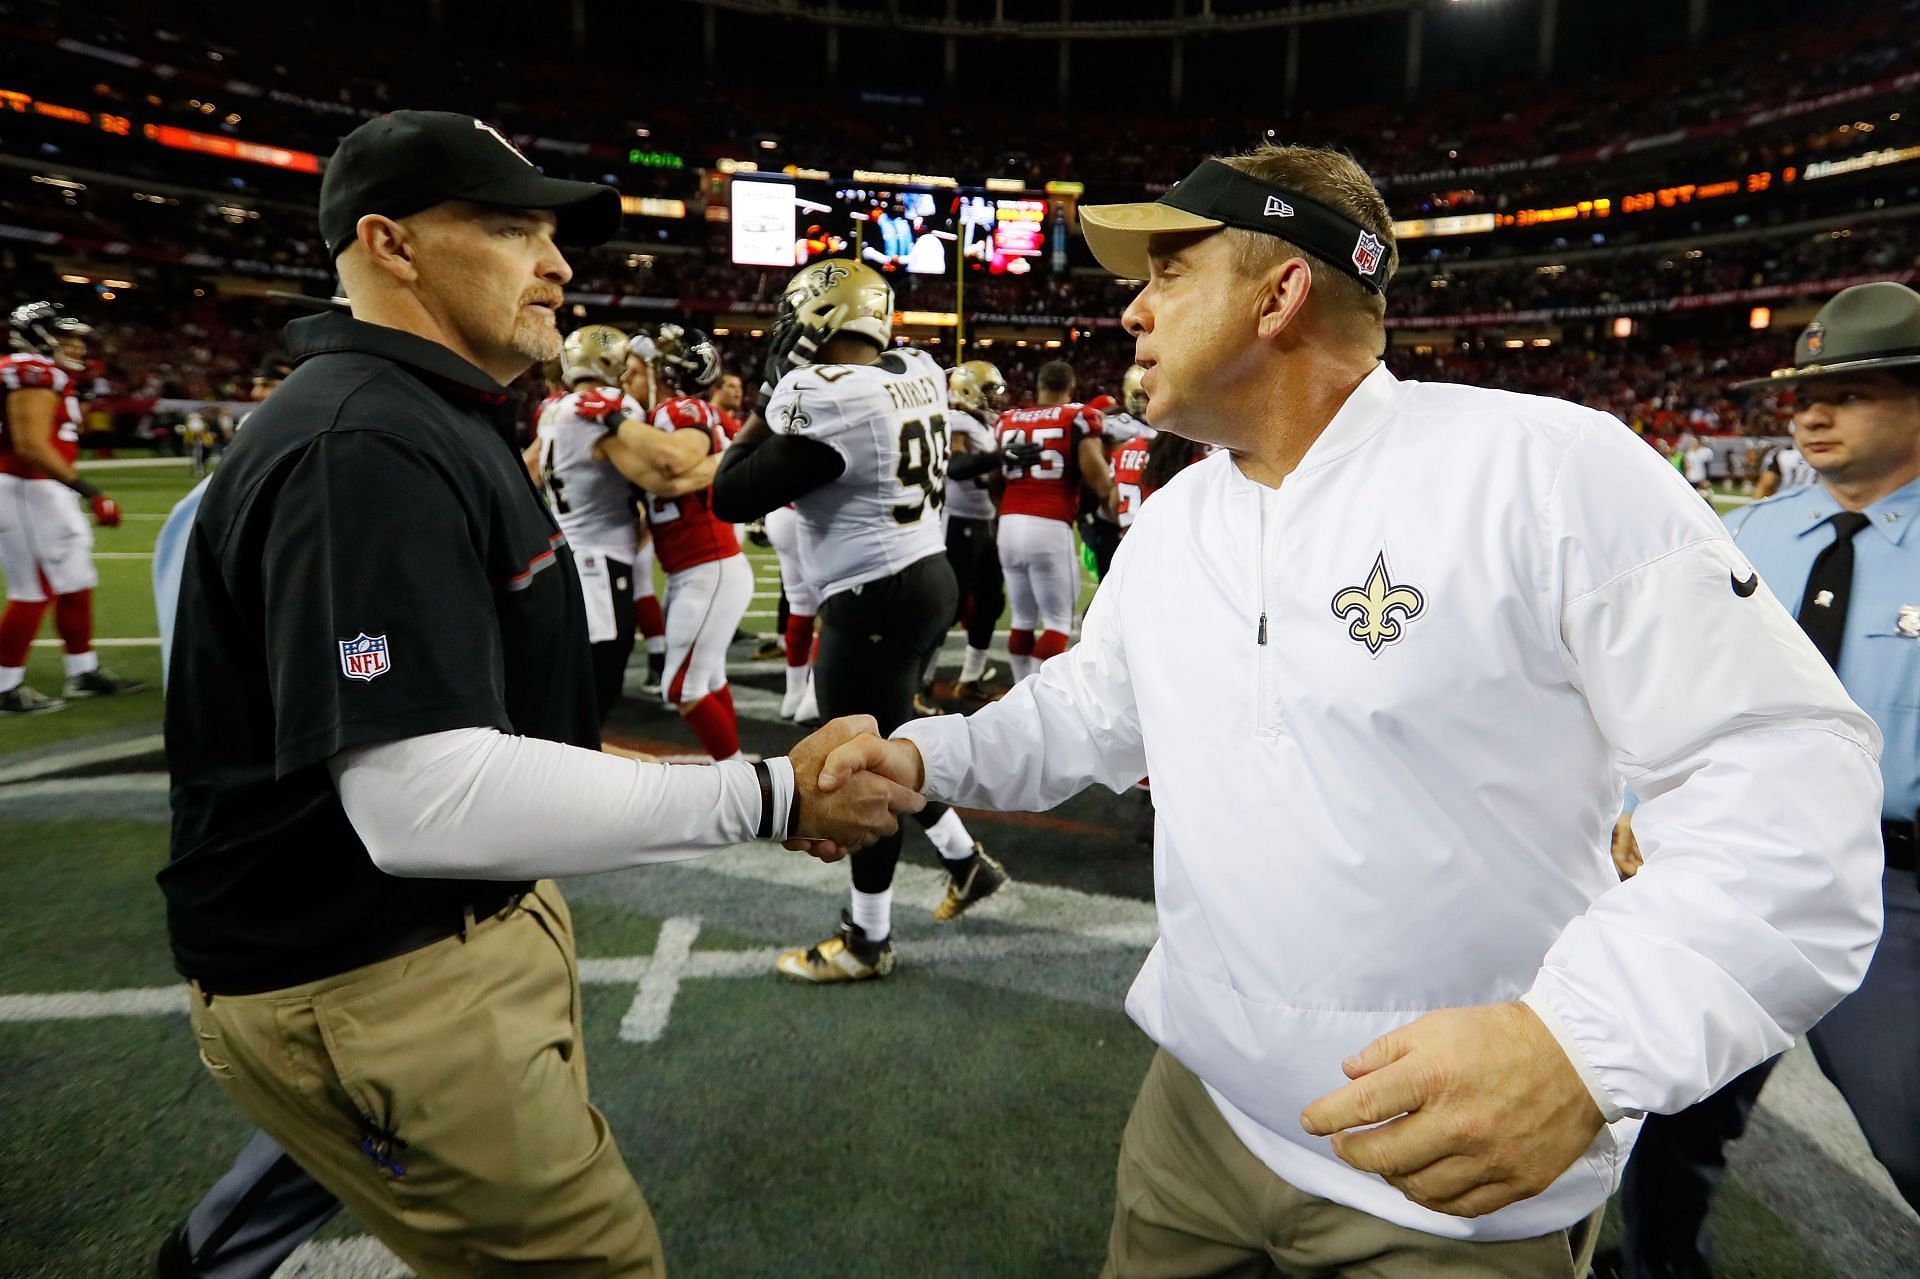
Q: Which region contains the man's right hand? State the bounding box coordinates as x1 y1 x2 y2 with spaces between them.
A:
818 732 926 796
785 716 925 860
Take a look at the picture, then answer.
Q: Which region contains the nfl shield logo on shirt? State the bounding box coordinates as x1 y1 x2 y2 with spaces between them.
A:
1351 231 1385 277
338 633 391 682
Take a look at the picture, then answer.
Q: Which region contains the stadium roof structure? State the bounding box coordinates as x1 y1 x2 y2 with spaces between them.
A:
675 0 1421 39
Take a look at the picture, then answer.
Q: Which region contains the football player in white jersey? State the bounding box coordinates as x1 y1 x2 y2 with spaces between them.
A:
536 325 719 723
1755 440 1817 498
714 259 1006 982
762 501 822 721
940 360 1035 700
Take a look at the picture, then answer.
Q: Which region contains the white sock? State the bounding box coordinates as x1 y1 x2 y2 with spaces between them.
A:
926 808 975 862
0 666 23 694
785 664 810 698
921 649 941 688
1010 654 1034 682
63 650 98 678
725 749 748 763
645 635 666 656
849 888 892 943
960 646 989 682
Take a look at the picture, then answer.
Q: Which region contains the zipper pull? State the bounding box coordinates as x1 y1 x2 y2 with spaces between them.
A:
1257 612 1268 646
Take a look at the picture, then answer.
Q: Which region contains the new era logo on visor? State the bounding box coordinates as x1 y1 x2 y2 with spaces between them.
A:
339 633 391 682
1264 195 1294 218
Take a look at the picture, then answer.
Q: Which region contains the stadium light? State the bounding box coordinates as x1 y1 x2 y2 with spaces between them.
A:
1749 307 1772 330
1612 317 1634 339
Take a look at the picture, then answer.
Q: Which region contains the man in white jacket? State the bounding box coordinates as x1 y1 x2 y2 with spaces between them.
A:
819 143 1886 1278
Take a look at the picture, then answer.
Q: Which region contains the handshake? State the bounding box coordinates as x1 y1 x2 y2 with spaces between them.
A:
782 716 929 861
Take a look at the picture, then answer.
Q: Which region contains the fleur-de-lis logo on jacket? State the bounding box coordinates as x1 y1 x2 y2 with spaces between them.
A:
1330 553 1426 654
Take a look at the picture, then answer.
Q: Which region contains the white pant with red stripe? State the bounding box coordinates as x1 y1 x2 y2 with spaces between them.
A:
663 553 752 704
0 474 96 601
996 512 1078 635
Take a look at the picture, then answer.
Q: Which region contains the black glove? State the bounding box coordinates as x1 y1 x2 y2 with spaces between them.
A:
1002 440 1045 468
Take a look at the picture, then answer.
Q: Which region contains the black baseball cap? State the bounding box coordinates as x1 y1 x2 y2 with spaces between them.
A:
1080 158 1392 294
319 110 622 258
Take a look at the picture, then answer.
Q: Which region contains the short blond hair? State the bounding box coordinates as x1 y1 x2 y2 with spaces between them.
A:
1217 143 1395 335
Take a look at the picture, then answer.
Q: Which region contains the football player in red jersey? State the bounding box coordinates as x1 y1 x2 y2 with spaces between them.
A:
993 359 1115 681
707 372 747 440
622 332 668 692
0 301 143 714
633 324 752 759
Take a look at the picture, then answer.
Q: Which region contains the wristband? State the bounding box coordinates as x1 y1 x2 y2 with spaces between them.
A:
753 759 775 840
67 476 101 500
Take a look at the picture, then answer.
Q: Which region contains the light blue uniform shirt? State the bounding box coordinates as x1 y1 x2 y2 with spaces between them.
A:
152 477 210 688
1727 475 1920 823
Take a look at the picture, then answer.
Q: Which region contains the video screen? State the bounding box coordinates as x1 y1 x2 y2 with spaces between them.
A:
730 178 801 268
730 176 1048 276
823 186 970 276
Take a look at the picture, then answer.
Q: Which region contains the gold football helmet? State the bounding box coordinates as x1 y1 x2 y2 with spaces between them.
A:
764 258 894 388
1122 362 1149 419
560 324 629 388
948 360 1008 416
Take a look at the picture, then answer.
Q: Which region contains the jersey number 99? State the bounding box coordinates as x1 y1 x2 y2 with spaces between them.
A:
894 414 951 525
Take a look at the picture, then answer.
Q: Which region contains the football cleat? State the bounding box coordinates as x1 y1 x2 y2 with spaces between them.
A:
912 691 944 717
952 664 1001 702
792 679 820 725
0 684 67 715
752 638 786 662
775 911 894 983
641 652 665 695
64 667 146 699
933 845 1009 923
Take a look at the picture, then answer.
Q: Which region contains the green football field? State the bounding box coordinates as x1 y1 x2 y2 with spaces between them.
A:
0 460 1903 1277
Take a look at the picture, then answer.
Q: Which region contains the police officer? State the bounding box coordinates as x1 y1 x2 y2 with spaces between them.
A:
1608 280 1920 1278
158 110 918 1275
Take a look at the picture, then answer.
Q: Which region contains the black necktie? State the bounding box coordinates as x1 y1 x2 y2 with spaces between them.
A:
1795 510 1873 669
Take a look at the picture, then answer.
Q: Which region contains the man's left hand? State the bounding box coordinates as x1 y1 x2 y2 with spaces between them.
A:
1299 1002 1605 1218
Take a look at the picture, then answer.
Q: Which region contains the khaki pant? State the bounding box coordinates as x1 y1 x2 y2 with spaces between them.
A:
187 881 663 1277
1103 1050 1603 1279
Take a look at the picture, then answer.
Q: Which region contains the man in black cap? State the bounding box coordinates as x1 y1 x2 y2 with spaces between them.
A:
1602 280 1920 1279
157 110 919 1275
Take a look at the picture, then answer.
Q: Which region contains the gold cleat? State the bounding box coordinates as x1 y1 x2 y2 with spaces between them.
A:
775 912 895 983
933 846 1009 923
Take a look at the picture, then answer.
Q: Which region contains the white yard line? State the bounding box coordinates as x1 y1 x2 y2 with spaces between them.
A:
0 733 164 784
275 1236 412 1277
616 915 701 1043
78 455 197 469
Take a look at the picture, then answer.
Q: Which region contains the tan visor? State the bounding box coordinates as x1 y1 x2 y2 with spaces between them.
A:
1079 202 1227 280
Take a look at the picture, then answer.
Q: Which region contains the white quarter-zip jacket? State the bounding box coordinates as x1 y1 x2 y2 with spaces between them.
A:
895 364 1884 1241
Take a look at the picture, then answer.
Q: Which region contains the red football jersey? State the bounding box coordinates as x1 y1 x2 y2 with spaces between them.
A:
0 354 80 480
995 402 1105 523
1111 435 1154 530
644 395 740 574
